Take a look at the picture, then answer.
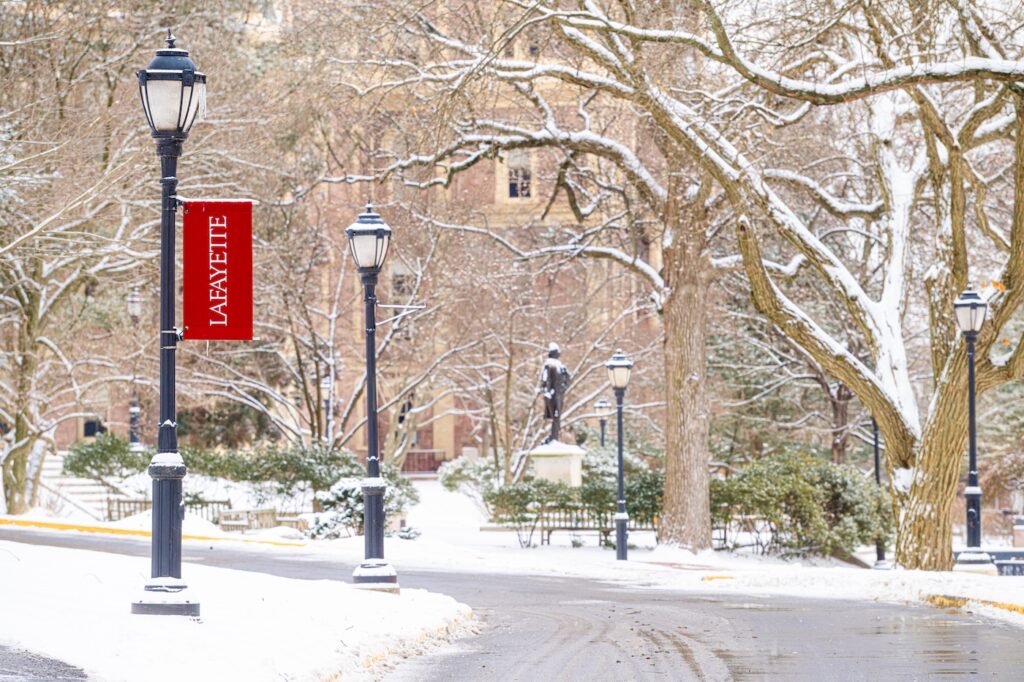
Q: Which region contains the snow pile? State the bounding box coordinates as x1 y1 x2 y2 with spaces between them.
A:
0 540 472 682
119 472 315 513
109 509 227 537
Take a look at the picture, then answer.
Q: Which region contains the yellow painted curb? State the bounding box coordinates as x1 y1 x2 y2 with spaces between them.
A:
926 594 1024 616
701 575 735 582
0 517 306 548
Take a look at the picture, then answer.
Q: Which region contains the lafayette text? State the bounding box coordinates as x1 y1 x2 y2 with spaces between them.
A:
209 215 228 325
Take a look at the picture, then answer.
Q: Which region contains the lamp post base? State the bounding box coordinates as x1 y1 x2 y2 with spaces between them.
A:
131 578 200 616
352 559 400 594
614 513 628 561
953 551 998 576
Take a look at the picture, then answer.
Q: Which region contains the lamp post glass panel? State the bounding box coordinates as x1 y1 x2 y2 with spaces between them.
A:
130 30 205 617
953 288 993 571
346 205 399 591
595 398 612 447
605 350 633 561
126 289 144 452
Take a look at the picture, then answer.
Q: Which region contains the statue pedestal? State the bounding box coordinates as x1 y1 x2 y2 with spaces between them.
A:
529 441 585 487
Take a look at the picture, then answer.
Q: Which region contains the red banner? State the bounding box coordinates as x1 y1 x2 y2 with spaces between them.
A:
182 200 253 341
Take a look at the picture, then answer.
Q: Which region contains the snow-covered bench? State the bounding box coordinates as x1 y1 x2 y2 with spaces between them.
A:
218 508 278 532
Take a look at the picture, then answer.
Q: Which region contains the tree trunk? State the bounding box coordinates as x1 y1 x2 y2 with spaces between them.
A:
829 383 852 465
893 361 969 570
658 218 714 550
2 429 32 514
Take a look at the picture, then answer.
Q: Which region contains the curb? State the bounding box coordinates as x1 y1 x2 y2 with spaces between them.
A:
925 594 1024 617
0 517 307 548
358 608 477 673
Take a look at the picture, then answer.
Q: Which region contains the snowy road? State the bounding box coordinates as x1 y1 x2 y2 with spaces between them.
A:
2 527 1024 680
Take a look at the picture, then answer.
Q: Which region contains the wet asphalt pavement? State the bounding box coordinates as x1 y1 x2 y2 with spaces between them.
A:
0 644 85 681
1 527 1023 680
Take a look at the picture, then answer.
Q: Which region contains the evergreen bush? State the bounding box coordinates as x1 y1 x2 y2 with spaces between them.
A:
308 463 419 539
63 433 150 479
711 451 892 557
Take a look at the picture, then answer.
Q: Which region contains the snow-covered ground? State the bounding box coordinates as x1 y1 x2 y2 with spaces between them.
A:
0 539 472 681
346 480 1024 629
5 476 1024 681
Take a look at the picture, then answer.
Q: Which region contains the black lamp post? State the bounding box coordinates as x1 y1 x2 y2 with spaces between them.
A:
595 398 612 448
953 288 995 573
605 350 633 561
320 374 333 444
126 288 144 453
871 418 888 569
131 30 205 617
346 205 399 592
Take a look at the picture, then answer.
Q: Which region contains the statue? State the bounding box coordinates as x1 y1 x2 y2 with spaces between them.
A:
540 342 571 444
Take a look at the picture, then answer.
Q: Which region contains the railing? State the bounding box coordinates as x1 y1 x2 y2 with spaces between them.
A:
402 449 448 473
495 506 659 546
106 497 232 524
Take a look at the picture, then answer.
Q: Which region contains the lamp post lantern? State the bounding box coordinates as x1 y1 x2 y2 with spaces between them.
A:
126 288 145 453
605 349 633 561
595 398 612 448
952 288 995 573
130 30 205 616
346 205 399 592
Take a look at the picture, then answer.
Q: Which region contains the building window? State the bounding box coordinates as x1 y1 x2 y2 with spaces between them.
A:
508 150 531 199
528 44 539 58
83 419 106 438
391 262 415 297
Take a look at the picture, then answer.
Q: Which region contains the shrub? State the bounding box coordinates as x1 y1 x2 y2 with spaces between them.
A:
438 456 499 514
626 467 663 527
711 451 892 557
179 442 364 501
485 479 571 547
63 433 150 479
308 463 419 539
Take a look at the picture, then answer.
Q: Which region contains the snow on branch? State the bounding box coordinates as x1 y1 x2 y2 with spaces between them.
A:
764 169 883 220
699 0 1024 105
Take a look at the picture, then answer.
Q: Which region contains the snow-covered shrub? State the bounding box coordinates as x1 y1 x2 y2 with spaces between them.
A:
711 452 891 557
485 479 571 547
438 457 499 513
178 442 364 501
63 433 150 479
581 447 663 525
307 464 419 539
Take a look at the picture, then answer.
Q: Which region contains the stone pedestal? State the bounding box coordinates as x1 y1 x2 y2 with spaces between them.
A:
953 550 998 576
1014 518 1024 547
529 441 585 487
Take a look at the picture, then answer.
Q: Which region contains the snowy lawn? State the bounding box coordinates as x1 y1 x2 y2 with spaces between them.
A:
0 540 472 682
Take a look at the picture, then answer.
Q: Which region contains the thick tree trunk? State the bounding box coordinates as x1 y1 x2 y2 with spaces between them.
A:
894 362 969 570
2 430 32 514
658 237 713 550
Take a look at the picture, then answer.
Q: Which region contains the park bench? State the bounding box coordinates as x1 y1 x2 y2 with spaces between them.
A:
218 508 278 532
